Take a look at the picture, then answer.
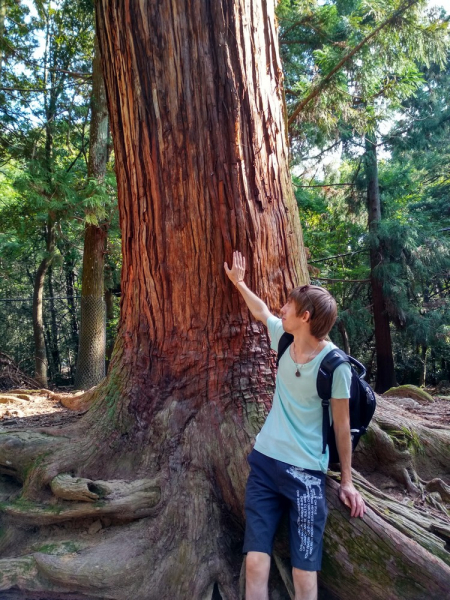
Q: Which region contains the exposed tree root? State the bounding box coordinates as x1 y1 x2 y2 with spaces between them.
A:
353 396 450 496
3 477 161 524
424 478 450 503
2 387 98 414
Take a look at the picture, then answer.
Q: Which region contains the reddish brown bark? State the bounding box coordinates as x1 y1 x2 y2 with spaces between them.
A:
95 0 308 423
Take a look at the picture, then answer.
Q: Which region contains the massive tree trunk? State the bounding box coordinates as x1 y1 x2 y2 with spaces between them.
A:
364 133 397 393
1 3 449 600
74 35 109 391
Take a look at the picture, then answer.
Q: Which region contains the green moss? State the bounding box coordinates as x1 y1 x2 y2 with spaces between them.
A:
245 399 267 435
383 384 434 403
383 424 424 454
35 540 80 555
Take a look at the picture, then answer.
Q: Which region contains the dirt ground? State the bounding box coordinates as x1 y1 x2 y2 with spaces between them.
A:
0 390 85 429
1 386 449 429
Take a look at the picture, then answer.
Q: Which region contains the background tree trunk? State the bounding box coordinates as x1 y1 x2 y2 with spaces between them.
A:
64 257 79 379
364 133 397 393
32 216 55 387
74 34 109 391
47 264 61 379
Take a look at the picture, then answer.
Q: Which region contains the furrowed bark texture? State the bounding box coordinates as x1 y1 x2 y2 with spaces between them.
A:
95 0 308 420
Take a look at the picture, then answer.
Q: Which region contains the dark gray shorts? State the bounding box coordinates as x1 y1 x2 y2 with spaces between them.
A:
243 449 328 571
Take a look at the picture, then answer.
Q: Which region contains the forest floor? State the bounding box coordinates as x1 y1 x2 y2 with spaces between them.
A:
0 389 85 429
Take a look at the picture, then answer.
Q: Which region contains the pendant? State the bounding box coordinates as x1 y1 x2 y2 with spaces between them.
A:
295 369 301 378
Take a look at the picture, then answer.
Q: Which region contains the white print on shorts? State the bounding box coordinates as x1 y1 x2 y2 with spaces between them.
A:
286 466 323 559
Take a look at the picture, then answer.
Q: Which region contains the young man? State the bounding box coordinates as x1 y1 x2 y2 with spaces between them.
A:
224 251 366 600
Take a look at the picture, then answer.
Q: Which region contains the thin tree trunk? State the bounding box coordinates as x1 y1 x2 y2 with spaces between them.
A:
74 34 109 390
32 3 57 389
104 287 115 372
32 216 55 387
337 318 350 355
64 258 79 379
420 345 428 387
365 133 397 393
47 264 61 378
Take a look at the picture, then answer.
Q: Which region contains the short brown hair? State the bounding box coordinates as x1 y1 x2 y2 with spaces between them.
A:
288 285 337 340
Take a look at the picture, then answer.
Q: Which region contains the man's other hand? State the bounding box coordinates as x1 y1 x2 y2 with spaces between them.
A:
339 482 366 518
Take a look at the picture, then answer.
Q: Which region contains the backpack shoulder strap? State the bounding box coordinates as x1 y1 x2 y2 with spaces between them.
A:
276 332 294 367
317 348 351 401
317 348 351 455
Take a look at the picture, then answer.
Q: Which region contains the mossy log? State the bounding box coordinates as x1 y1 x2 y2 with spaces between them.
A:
383 384 434 404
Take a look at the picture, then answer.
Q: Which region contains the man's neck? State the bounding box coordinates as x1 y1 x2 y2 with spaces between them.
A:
292 333 327 361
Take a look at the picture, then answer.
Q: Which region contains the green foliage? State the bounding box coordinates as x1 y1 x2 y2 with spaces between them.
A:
278 0 448 158
0 0 121 385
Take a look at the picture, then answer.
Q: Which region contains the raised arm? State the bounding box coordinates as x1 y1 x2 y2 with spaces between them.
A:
224 251 273 327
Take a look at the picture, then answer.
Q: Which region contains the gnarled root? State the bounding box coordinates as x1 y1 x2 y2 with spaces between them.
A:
3 476 161 524
320 476 450 600
353 396 450 497
424 478 450 503
51 474 113 502
0 431 65 483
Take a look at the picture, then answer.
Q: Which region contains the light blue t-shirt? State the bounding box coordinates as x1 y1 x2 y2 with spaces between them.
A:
254 315 352 473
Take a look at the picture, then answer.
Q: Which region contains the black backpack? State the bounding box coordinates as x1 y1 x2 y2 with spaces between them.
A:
276 332 376 463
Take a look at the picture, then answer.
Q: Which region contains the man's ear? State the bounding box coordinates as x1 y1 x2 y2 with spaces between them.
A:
300 310 311 323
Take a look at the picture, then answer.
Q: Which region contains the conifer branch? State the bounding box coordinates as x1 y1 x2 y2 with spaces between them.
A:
0 86 45 92
295 183 355 188
309 249 368 263
313 277 370 283
287 0 421 127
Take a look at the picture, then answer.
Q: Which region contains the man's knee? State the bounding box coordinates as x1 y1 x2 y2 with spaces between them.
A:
292 568 317 600
246 551 271 582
